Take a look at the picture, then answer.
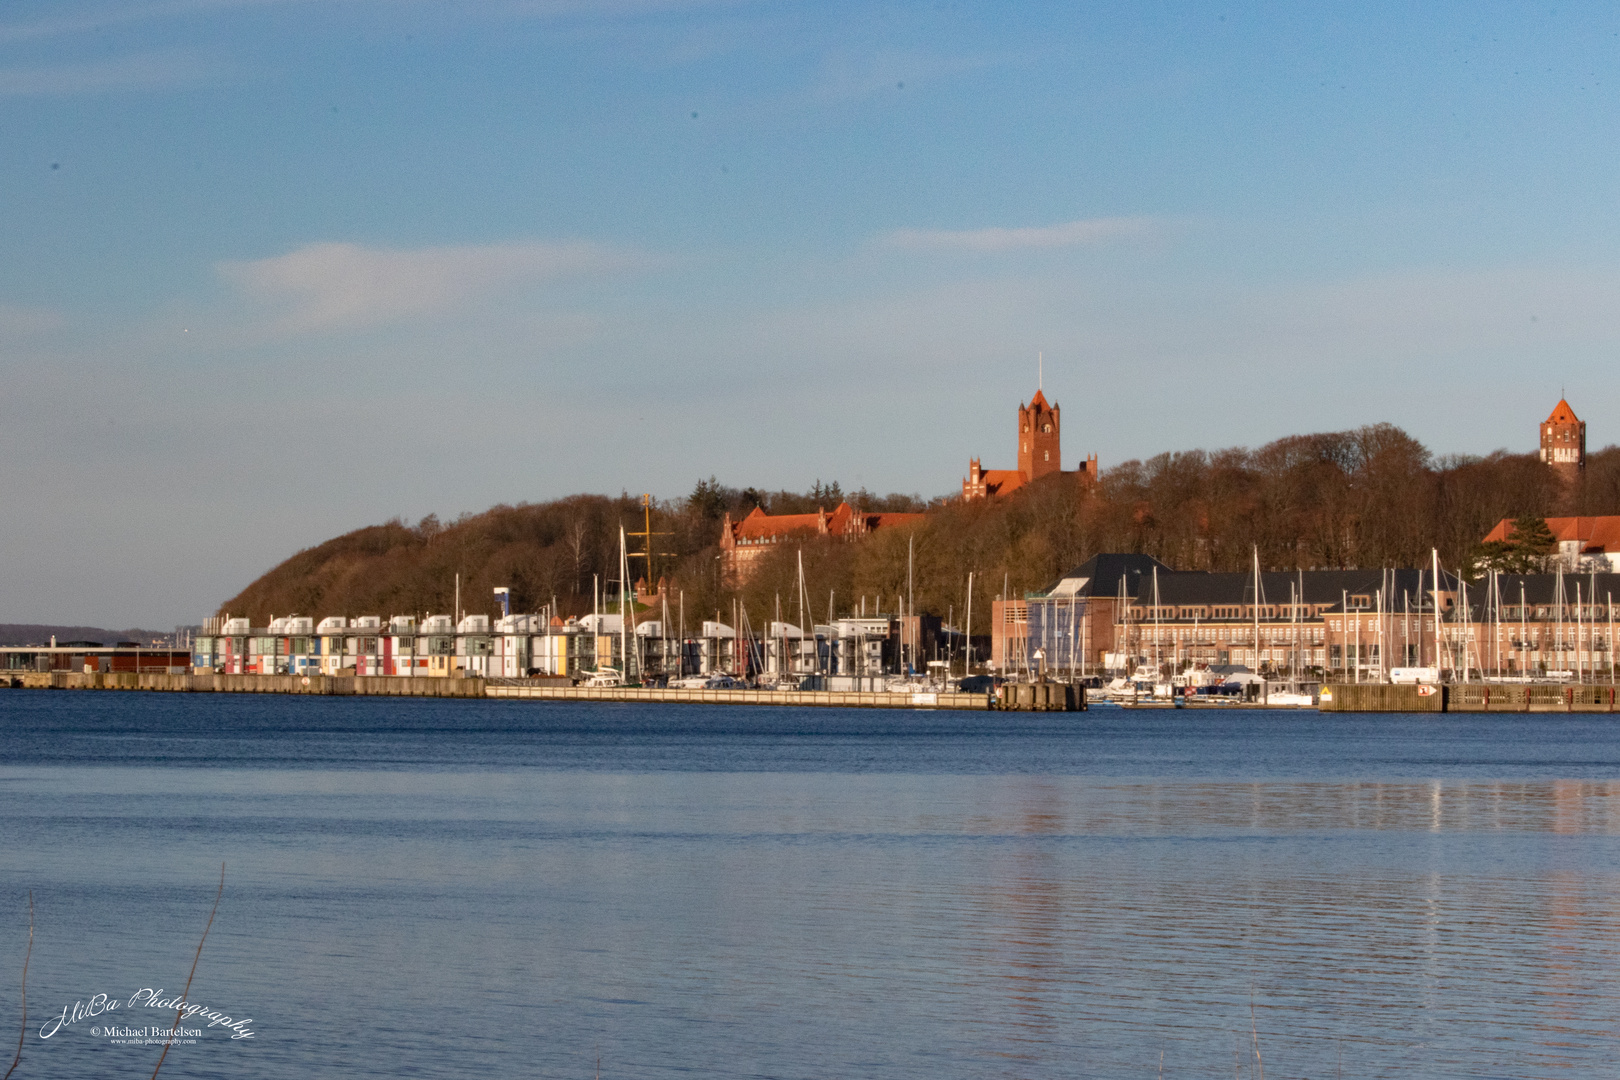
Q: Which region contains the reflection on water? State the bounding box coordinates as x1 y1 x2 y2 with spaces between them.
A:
0 699 1617 1077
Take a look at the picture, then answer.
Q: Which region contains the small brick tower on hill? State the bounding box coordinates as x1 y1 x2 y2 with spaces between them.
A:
1540 397 1586 483
1019 390 1061 481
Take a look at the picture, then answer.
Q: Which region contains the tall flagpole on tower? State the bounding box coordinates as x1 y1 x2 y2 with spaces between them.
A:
1039 351 1043 392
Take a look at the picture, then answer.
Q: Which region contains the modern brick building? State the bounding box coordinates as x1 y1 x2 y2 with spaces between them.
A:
996 554 1620 681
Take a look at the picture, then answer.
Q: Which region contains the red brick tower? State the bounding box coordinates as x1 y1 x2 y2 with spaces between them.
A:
1540 397 1585 482
1018 390 1061 481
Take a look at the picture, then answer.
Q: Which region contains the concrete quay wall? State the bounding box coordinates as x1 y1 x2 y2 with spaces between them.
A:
487 684 992 710
3 671 487 697
1322 682 1620 712
0 670 998 709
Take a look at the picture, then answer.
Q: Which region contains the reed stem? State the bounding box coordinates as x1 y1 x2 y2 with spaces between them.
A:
2 892 31 1080
150 864 224 1080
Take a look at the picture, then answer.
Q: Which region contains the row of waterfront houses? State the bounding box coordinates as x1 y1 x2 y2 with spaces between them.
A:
188 609 939 683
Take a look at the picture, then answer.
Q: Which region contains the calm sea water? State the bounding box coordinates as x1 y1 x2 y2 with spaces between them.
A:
1 692 1618 1078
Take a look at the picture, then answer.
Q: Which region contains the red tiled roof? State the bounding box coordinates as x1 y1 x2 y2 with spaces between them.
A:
1546 398 1580 425
1484 515 1620 552
861 512 925 529
728 502 925 544
976 469 1028 496
732 505 824 541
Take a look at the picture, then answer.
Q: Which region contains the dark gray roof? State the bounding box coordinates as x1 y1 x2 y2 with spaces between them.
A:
1035 556 1620 616
1457 572 1620 614
1135 568 1453 608
1038 553 1171 599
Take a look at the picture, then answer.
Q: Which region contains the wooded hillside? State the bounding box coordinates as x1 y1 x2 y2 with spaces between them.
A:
217 424 1620 638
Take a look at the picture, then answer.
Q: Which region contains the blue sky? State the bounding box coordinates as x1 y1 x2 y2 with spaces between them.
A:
4 0 1620 625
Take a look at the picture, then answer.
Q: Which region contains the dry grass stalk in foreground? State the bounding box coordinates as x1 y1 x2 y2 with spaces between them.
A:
150 864 224 1080
1249 993 1265 1080
2 893 31 1080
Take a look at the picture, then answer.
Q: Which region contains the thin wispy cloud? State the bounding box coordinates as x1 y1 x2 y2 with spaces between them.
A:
0 0 288 45
0 0 752 45
218 240 651 335
799 49 999 106
497 0 758 17
882 216 1157 252
0 50 211 95
0 304 64 335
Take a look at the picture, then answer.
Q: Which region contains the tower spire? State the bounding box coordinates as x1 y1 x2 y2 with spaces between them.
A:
1038 351 1043 391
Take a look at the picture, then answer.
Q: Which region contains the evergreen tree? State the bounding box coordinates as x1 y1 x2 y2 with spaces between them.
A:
1507 515 1558 572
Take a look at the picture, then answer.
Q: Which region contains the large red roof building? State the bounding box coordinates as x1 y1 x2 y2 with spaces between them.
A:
719 501 924 584
1482 515 1620 572
963 388 1098 500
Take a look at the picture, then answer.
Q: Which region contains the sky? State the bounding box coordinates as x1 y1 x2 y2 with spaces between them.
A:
3 0 1620 626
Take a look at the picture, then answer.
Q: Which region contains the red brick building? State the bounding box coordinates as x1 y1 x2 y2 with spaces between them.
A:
1540 397 1585 481
963 388 1098 500
720 501 924 584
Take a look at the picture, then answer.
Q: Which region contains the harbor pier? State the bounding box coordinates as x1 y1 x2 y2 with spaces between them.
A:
1321 682 1620 712
0 670 1045 710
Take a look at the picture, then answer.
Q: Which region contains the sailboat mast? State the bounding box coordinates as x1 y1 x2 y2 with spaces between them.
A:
1252 547 1261 677
1577 581 1584 682
1152 566 1161 678
1431 549 1442 675
619 527 631 681
1376 583 1384 682
965 571 974 678
907 535 915 678
1344 590 1352 683
1556 565 1566 675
